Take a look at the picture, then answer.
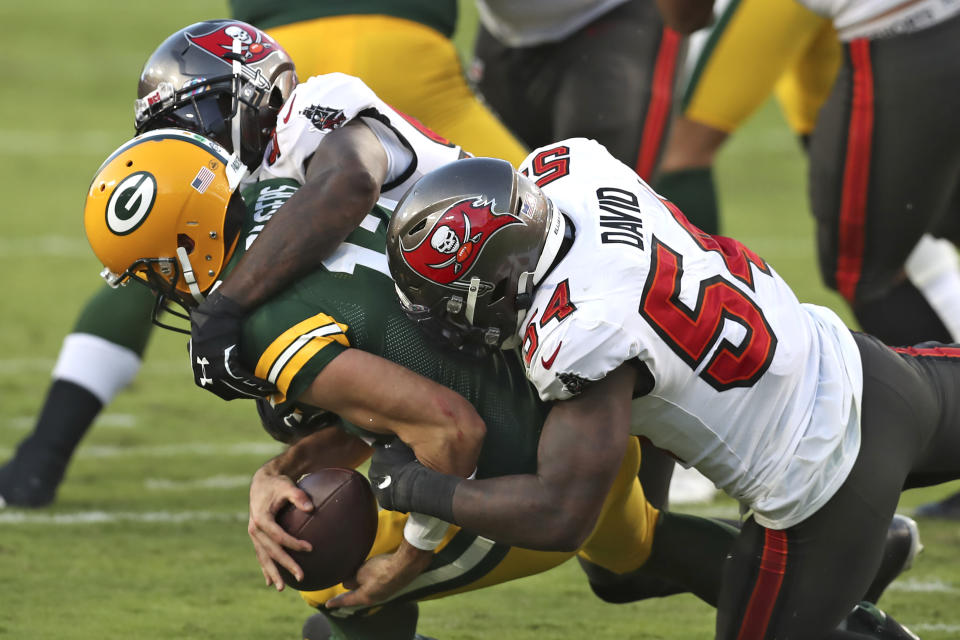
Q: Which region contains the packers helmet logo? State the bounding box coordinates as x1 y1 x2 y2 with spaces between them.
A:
105 171 157 236
400 197 523 285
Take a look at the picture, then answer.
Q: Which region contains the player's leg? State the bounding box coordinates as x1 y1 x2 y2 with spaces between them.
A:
469 21 552 154
551 0 682 182
808 19 960 345
0 284 152 507
268 15 529 166
656 0 834 234
715 331 934 638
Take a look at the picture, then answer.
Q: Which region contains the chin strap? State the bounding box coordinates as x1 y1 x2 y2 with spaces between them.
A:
230 37 243 158
176 246 206 304
464 277 481 324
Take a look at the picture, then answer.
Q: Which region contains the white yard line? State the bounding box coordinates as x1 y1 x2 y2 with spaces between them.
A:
6 413 137 430
914 623 960 633
0 510 246 524
888 578 957 593
0 441 281 459
145 475 252 491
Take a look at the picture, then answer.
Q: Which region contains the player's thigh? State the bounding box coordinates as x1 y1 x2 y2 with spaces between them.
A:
553 0 680 179
471 25 552 155
577 438 659 574
269 15 528 165
809 22 960 303
716 506 888 639
772 22 840 137
683 0 830 134
300 510 572 610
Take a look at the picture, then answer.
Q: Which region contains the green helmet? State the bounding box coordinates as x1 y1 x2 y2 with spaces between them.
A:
387 157 564 353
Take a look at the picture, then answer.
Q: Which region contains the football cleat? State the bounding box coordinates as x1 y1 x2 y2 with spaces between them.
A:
0 451 62 508
842 601 919 640
863 514 923 604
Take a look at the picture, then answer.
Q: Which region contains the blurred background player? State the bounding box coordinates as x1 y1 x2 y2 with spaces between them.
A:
656 0 839 236
801 0 960 518
0 3 528 508
656 0 960 517
470 0 681 184
657 0 960 347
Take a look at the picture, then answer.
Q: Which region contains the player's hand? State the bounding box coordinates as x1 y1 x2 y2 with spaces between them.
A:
248 465 315 591
189 290 277 400
324 542 433 609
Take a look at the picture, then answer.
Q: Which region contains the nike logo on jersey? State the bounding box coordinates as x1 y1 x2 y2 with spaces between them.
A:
541 342 563 370
377 476 392 490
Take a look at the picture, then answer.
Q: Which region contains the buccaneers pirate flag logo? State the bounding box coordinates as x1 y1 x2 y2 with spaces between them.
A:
400 197 523 285
187 23 279 63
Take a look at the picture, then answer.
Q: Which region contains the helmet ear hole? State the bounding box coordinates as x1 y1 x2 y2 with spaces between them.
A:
177 234 195 254
408 219 428 235
269 85 285 109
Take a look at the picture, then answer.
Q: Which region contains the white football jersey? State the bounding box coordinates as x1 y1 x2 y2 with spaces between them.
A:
258 73 462 205
516 138 864 529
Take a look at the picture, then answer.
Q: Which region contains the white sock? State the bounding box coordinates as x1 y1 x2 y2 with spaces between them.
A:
51 333 142 404
905 234 960 342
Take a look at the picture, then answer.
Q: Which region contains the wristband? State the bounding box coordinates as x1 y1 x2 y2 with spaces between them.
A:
403 512 451 551
395 463 460 522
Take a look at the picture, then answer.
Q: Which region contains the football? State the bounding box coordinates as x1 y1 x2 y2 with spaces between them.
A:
276 468 379 591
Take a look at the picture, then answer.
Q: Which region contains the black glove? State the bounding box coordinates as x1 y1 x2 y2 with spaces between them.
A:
368 437 458 522
189 290 276 400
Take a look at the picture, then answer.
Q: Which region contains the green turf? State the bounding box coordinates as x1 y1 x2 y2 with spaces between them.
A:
2 2 960 639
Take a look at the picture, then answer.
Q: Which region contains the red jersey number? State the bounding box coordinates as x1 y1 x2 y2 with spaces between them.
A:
640 238 777 391
523 146 571 188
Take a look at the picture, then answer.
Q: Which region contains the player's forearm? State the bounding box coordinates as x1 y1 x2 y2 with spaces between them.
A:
217 168 380 309
301 349 486 478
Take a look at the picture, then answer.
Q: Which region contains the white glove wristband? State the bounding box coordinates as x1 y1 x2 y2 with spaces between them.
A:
403 512 451 551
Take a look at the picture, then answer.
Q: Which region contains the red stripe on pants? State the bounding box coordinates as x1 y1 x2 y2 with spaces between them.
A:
736 529 789 640
893 345 960 358
835 39 875 302
635 28 682 181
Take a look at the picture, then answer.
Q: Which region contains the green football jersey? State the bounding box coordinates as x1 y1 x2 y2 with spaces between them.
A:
230 179 547 478
229 0 458 38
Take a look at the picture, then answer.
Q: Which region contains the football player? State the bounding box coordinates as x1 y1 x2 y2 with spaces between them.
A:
378 142 960 638
82 130 917 640
81 128 738 640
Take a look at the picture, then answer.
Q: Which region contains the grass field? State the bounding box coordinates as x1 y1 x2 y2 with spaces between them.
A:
2 2 960 638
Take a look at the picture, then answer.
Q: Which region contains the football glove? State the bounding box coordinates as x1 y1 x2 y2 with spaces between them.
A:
189 290 276 400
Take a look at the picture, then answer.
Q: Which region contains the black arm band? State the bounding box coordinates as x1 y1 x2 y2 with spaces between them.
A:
395 463 460 524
